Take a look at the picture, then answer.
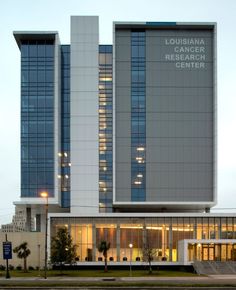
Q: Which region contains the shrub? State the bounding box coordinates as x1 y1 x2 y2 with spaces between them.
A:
16 265 22 271
0 265 6 271
9 265 14 270
28 266 34 270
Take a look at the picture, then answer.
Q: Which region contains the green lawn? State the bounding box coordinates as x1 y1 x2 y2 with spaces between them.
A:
0 269 196 278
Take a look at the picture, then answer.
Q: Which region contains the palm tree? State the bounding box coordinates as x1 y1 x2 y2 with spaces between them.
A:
98 240 110 272
13 242 31 272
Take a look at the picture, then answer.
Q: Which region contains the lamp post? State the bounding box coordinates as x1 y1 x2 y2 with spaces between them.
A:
129 243 133 277
40 191 48 279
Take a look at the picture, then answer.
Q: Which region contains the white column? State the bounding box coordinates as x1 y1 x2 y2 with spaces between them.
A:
70 16 99 215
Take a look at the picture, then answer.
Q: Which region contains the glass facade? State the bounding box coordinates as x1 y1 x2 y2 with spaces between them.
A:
21 39 55 197
99 45 113 212
131 31 146 201
60 45 71 207
51 216 236 263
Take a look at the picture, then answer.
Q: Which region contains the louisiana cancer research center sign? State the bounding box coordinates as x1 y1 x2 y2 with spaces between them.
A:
164 38 207 69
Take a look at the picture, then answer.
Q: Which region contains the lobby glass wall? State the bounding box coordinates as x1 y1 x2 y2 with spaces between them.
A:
51 216 236 263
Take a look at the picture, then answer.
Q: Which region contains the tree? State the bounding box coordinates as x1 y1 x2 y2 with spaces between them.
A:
50 227 77 271
13 242 31 272
142 232 157 274
98 240 110 272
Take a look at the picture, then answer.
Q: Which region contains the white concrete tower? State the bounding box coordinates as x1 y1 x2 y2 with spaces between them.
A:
70 16 99 214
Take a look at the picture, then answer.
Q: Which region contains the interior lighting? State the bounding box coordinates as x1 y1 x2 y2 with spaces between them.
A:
135 157 142 161
100 146 107 150
100 77 112 81
137 147 145 151
65 175 69 179
134 180 142 185
57 175 61 179
137 173 143 178
58 152 62 157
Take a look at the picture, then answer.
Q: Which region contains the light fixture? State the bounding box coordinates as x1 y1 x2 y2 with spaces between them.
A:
137 173 143 178
40 191 49 279
129 243 133 277
40 191 48 198
58 152 62 157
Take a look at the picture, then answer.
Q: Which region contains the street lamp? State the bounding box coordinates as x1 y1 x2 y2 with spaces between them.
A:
40 191 48 279
129 243 133 277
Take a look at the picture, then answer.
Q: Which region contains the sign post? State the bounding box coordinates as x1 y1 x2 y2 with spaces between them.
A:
3 234 12 279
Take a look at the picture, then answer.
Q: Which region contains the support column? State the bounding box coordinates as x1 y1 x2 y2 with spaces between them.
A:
193 219 197 239
116 224 120 262
168 223 173 262
92 223 96 261
162 226 167 259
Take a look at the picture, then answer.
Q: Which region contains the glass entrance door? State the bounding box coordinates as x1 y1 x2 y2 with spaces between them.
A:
202 244 215 261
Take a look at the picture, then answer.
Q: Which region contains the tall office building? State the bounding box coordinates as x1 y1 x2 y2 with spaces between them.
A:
12 16 236 265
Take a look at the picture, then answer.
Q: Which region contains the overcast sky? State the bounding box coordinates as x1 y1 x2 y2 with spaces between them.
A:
0 0 236 225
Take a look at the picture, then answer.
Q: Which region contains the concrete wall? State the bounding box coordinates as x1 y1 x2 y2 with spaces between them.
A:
114 24 215 207
70 16 99 214
0 232 44 268
146 29 214 202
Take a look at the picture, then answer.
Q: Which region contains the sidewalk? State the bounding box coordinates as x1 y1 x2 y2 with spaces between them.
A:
0 275 236 284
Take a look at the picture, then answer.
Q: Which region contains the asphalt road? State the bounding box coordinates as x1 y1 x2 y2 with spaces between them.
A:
0 286 236 290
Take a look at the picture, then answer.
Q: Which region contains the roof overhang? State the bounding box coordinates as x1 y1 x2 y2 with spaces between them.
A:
13 31 58 49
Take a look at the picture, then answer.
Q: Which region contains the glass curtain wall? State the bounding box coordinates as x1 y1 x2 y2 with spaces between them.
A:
131 31 146 201
21 40 55 197
60 45 71 207
99 45 113 212
51 216 236 263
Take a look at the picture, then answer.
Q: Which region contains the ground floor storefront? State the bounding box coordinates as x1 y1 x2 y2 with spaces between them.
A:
50 215 236 264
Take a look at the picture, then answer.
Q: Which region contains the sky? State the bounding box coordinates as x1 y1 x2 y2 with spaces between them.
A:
0 0 236 225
